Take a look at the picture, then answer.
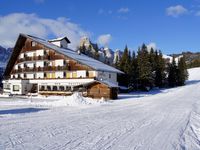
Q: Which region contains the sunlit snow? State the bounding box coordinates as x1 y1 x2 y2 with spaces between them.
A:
0 68 200 149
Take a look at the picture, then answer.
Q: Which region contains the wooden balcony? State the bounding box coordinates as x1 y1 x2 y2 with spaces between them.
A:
17 55 49 63
11 66 70 74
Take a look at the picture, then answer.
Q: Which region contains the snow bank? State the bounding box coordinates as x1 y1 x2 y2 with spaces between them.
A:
0 93 107 107
34 93 106 107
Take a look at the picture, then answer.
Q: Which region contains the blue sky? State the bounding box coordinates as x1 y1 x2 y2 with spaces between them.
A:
0 0 200 54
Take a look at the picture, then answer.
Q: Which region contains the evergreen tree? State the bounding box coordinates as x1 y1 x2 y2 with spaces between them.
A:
118 45 130 86
124 50 131 74
114 55 120 69
129 50 138 90
119 45 129 73
168 56 177 87
137 44 153 90
149 48 157 72
93 44 99 60
154 50 166 87
177 56 188 86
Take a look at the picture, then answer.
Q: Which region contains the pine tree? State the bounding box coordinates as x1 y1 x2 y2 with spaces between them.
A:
168 56 177 87
119 45 129 73
114 55 120 69
118 45 130 86
137 44 153 90
129 50 138 90
177 56 188 86
154 50 166 87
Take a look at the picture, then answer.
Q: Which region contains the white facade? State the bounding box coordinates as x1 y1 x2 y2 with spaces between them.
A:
36 61 44 67
19 53 24 58
55 59 64 66
49 39 69 49
77 70 86 78
36 72 44 78
55 71 63 78
2 78 95 95
26 62 34 68
3 80 31 95
26 51 34 57
15 65 18 69
20 73 24 78
36 49 44 56
27 73 34 79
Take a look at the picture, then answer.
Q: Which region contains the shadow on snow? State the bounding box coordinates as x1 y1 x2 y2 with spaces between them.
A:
118 80 200 100
186 80 200 85
0 108 48 115
118 89 165 100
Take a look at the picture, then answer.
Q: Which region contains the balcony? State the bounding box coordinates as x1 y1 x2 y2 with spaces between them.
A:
17 55 49 63
11 66 70 74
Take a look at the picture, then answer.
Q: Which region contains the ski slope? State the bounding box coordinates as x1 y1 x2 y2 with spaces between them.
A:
0 68 200 150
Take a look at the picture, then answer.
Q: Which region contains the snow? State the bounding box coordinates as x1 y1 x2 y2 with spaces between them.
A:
0 92 106 107
0 68 200 149
163 54 183 63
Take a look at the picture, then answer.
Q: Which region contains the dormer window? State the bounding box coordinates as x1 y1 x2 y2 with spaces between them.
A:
48 37 70 49
31 41 36 47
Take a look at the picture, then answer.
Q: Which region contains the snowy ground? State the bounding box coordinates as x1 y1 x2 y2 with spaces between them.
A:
0 68 200 150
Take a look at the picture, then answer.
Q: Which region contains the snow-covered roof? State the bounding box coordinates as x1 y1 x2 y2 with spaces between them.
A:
99 80 118 88
22 34 123 74
76 80 119 88
48 36 71 43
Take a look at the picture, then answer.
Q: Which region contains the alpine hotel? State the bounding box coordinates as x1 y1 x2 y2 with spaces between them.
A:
2 34 123 99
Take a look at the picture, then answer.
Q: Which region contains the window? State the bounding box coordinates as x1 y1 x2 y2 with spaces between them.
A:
31 41 36 47
59 86 64 91
63 72 66 78
109 74 111 78
44 61 47 67
13 85 20 91
47 86 51 91
44 73 47 78
66 86 71 91
3 84 10 90
39 85 45 91
53 86 57 91
86 71 89 77
24 73 27 78
64 60 66 65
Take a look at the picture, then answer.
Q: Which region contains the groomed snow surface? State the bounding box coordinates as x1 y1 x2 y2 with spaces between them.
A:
0 68 200 150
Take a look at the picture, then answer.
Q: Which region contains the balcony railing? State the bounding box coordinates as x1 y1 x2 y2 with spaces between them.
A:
11 66 70 74
17 55 49 63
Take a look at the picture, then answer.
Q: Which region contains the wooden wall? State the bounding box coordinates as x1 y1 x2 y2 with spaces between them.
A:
10 37 92 75
87 82 118 99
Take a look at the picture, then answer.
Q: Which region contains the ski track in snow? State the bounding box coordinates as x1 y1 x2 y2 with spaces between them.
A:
0 68 200 149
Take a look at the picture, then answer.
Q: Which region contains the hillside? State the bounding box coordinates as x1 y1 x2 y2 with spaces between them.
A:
170 52 200 68
0 67 200 149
